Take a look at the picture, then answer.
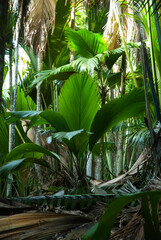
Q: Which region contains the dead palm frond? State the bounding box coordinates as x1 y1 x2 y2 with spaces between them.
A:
24 0 56 54
103 0 138 51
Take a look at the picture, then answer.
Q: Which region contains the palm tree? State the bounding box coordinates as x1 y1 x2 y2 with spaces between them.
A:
23 0 56 182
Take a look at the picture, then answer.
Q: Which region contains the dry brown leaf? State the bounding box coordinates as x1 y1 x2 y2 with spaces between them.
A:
25 0 56 54
0 212 90 240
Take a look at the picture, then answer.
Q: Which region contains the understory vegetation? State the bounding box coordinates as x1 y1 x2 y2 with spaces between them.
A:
1 0 161 239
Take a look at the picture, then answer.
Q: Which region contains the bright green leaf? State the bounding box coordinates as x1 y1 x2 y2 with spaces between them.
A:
65 28 107 58
59 72 101 132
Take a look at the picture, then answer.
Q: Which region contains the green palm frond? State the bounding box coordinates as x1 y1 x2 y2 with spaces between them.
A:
72 54 104 73
40 110 69 132
28 43 137 92
59 72 101 132
65 28 107 58
27 64 75 93
105 42 140 69
51 129 92 157
22 45 38 72
128 127 150 150
126 117 151 152
43 0 71 69
131 0 161 13
58 72 101 156
85 3 109 34
16 86 36 111
89 88 147 150
92 7 109 34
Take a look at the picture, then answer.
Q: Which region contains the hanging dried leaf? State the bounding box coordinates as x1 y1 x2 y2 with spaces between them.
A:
24 0 56 54
103 0 138 50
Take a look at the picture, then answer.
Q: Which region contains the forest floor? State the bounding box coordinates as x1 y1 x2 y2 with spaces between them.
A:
1 148 161 239
1 176 161 240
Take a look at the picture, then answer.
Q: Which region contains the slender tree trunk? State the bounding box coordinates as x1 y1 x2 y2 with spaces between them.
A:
116 54 126 175
70 0 75 62
35 47 43 190
99 85 106 179
0 0 8 109
7 0 23 197
9 49 13 152
35 3 45 189
115 129 124 175
10 0 23 150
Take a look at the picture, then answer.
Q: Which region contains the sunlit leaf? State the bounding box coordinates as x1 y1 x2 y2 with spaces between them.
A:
72 54 104 73
59 72 100 131
65 28 107 58
16 86 36 111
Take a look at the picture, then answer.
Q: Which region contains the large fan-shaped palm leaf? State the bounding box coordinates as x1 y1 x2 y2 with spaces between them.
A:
8 73 101 156
28 42 139 91
89 88 147 150
59 72 101 132
65 28 107 58
58 72 101 156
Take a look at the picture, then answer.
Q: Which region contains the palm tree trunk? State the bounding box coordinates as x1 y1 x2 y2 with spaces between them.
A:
7 47 14 197
0 0 8 109
116 54 126 175
7 0 23 197
70 0 75 62
115 129 124 175
10 0 23 149
36 50 42 142
114 0 138 87
0 47 5 109
9 49 14 152
34 46 43 190
35 2 45 189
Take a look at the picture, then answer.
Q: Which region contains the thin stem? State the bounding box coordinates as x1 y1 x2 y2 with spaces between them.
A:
147 1 157 91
